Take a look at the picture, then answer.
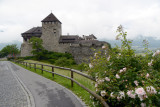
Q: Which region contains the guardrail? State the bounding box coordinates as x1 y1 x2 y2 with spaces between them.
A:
13 60 109 107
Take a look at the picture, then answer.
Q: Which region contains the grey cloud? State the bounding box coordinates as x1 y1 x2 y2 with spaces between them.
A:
0 0 160 43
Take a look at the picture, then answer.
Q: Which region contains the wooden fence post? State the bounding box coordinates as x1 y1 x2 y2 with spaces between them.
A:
52 66 54 78
41 65 43 74
26 62 27 67
34 64 36 71
71 69 73 87
29 63 31 69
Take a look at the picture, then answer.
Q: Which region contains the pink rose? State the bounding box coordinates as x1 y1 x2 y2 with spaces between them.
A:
120 69 123 73
127 90 136 98
110 92 114 98
148 62 152 66
105 77 110 81
145 73 149 78
123 67 127 72
95 83 98 88
141 103 146 107
100 90 106 97
116 74 120 79
94 53 98 57
107 55 110 61
135 87 147 101
117 91 125 101
135 87 146 96
134 80 139 86
89 63 93 68
102 46 106 49
146 86 157 94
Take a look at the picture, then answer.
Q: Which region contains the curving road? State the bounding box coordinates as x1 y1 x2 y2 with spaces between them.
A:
0 61 85 107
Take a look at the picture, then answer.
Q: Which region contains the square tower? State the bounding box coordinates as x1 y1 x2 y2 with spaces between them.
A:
41 13 62 52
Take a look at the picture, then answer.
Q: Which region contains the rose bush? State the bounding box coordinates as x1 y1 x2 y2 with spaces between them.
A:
88 25 160 106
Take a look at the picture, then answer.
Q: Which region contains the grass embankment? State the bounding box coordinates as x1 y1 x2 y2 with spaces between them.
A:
15 60 96 107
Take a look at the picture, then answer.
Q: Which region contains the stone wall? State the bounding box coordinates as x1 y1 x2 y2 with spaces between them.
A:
20 43 33 57
70 45 103 64
58 43 71 53
20 39 108 64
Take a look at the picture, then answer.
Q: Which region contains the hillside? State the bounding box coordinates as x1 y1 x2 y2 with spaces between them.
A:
101 36 160 53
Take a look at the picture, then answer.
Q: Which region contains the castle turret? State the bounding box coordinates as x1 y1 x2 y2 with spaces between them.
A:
41 13 62 51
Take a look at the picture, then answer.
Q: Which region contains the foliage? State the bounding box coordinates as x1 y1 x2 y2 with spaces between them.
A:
29 37 44 60
48 59 56 64
19 56 34 60
41 50 73 60
106 42 112 49
0 44 20 58
55 57 76 67
88 25 160 106
77 63 87 72
20 48 75 67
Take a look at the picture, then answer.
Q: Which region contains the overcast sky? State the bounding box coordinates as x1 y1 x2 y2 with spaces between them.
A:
0 0 160 43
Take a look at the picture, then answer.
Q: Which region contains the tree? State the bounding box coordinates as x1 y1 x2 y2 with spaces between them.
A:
0 44 20 58
29 37 44 60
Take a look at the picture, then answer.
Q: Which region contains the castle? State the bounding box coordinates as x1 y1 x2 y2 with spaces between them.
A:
21 13 108 64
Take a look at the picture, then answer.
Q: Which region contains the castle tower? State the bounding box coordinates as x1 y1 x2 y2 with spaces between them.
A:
41 13 62 52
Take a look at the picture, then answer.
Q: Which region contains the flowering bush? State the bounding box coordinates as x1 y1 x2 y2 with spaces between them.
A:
88 25 160 106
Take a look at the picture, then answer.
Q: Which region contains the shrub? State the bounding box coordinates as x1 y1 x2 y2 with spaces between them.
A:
17 58 24 62
55 57 75 67
77 63 87 72
7 57 15 60
48 59 56 64
19 50 75 65
152 53 160 72
18 56 34 60
88 25 160 106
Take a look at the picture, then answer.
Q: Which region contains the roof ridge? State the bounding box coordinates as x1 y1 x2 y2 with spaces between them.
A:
41 13 61 23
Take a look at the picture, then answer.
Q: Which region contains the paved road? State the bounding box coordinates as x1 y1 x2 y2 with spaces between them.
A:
0 61 29 107
0 61 85 107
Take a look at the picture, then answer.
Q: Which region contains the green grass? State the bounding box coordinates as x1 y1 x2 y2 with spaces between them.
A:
34 59 83 71
14 60 96 107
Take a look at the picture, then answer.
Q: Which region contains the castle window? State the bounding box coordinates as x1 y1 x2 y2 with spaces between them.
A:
53 29 56 33
92 44 95 47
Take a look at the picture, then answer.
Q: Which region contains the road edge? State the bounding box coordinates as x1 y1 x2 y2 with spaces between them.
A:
8 62 35 107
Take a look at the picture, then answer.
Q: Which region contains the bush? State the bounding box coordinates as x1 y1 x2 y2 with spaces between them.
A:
48 59 56 64
7 57 15 60
16 58 24 62
19 50 75 65
88 25 160 106
18 56 34 60
55 57 75 67
77 63 87 72
152 54 160 72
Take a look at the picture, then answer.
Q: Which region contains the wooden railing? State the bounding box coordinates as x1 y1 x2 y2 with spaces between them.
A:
13 60 109 107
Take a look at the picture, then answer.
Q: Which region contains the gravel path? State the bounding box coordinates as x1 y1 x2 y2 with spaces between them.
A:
0 61 29 107
6 61 85 107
